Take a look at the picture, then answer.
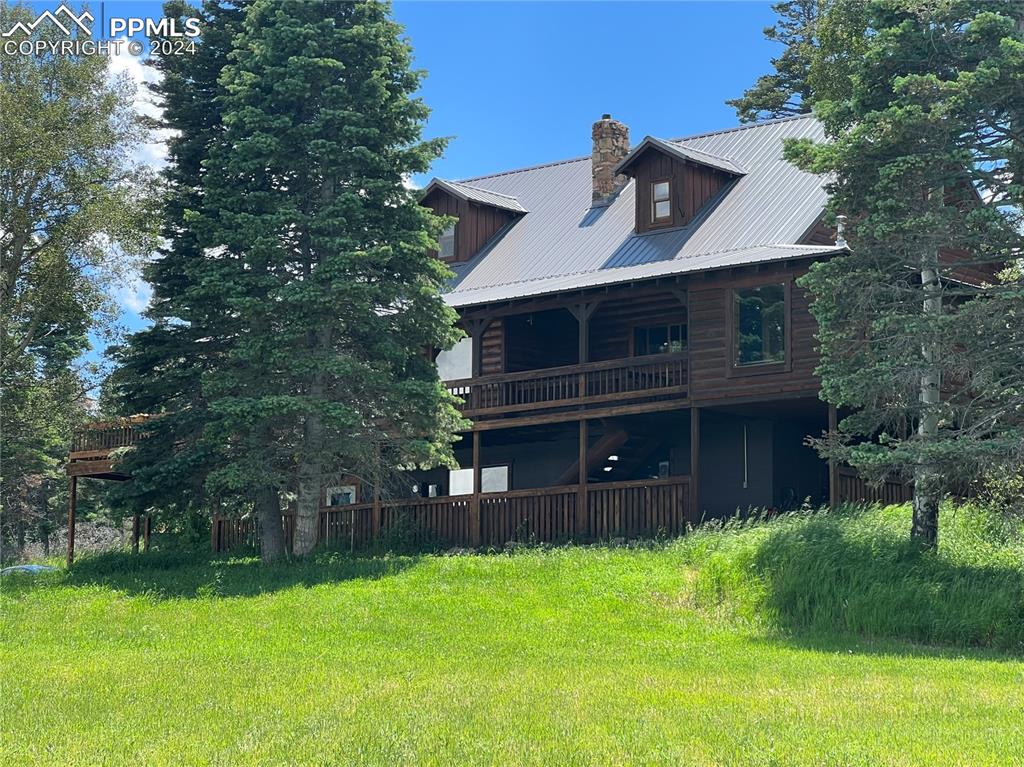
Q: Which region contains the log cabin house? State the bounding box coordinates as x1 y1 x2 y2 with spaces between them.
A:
67 114 916 559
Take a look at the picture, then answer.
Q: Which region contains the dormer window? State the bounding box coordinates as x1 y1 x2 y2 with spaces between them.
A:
438 224 456 260
652 181 671 223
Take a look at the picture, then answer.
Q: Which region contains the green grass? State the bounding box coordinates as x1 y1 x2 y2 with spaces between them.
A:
2 504 1022 766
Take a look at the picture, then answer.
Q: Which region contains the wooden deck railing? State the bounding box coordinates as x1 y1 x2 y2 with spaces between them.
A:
835 465 913 505
69 417 148 459
213 475 692 553
446 353 688 417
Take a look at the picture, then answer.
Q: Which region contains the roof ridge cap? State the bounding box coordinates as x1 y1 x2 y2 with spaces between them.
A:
457 155 589 183
669 113 815 143
452 115 816 186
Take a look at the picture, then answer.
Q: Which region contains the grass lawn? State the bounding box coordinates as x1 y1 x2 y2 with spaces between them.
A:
2 505 1022 766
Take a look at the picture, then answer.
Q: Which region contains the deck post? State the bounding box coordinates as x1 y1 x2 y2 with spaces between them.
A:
371 442 382 541
568 301 599 401
576 418 589 539
828 404 838 508
66 476 77 567
689 407 701 524
471 430 482 547
132 513 141 554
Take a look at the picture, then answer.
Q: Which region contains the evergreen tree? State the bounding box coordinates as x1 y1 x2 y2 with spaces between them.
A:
106 1 259 553
192 0 463 555
728 0 868 123
786 0 1024 545
728 0 822 121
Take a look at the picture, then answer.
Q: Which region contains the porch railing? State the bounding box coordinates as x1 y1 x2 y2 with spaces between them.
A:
213 475 692 553
70 418 147 458
446 353 688 417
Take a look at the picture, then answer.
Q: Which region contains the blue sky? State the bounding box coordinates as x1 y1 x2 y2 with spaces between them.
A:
49 1 781 362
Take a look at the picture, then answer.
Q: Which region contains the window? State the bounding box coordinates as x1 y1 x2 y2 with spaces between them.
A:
326 485 357 507
438 224 456 259
651 181 671 222
634 323 686 356
481 465 510 493
733 284 786 367
448 468 474 496
435 336 473 381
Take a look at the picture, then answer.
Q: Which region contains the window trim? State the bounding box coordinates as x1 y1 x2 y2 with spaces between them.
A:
438 223 457 261
725 279 793 378
650 178 673 225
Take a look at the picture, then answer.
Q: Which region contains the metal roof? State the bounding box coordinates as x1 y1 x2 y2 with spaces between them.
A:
443 115 833 308
422 178 528 214
615 135 747 176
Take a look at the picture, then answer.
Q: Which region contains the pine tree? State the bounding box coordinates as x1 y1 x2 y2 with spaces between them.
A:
105 1 268 552
786 0 1024 545
728 0 868 123
192 0 463 555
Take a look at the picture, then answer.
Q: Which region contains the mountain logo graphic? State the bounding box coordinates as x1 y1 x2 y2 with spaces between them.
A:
2 4 94 37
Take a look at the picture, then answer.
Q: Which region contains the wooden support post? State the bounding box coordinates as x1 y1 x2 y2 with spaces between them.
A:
463 318 492 378
210 514 219 553
689 407 701 524
132 513 141 554
828 404 838 508
568 301 600 401
471 430 482 547
66 476 77 567
371 443 382 541
576 418 589 539
143 515 152 553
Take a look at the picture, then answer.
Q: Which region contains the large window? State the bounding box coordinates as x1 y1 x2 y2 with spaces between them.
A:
733 284 786 367
435 336 473 381
438 224 456 260
634 323 686 356
651 181 671 222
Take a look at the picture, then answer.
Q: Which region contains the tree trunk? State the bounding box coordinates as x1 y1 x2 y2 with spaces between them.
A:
256 486 286 563
294 462 320 556
912 250 942 548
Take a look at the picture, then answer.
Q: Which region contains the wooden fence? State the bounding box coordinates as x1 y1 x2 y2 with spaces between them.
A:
835 465 913 505
212 476 693 554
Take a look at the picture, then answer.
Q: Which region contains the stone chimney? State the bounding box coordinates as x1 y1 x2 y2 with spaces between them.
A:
591 114 630 202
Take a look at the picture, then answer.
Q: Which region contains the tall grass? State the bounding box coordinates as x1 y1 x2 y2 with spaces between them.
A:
674 503 1024 651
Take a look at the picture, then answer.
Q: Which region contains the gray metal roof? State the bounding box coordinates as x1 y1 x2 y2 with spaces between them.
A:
422 178 528 214
615 135 747 176
443 115 834 308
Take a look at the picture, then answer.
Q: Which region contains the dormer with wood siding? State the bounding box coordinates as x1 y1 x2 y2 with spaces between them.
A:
420 178 526 264
615 136 745 234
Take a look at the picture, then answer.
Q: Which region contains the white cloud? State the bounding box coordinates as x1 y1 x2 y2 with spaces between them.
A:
105 41 167 320
107 38 172 170
112 275 153 315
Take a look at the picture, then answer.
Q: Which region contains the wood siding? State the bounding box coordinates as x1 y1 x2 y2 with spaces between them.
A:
589 291 687 361
688 264 820 403
480 319 504 375
631 150 733 234
421 190 515 263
